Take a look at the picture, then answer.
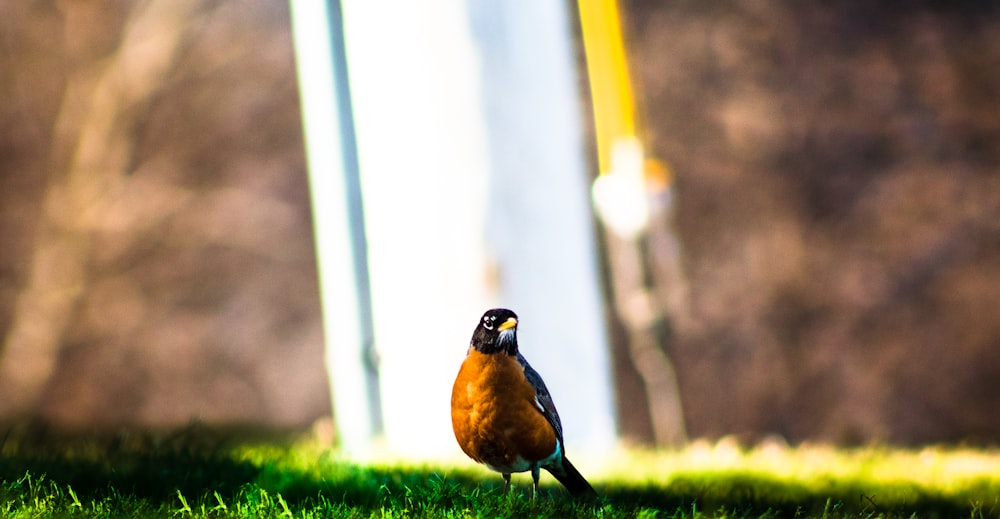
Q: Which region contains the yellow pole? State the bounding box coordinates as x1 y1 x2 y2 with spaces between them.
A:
577 0 637 177
577 0 688 446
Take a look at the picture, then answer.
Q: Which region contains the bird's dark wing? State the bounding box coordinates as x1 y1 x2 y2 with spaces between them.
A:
516 352 564 441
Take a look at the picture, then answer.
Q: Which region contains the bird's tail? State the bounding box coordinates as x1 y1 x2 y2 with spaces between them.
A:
548 456 597 498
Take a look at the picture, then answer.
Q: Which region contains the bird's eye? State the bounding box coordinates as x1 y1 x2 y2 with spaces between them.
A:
483 316 493 330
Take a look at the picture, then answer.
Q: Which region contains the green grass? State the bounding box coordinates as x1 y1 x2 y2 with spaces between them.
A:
1 430 998 518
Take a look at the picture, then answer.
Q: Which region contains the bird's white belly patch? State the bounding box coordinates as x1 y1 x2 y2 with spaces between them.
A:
486 456 531 474
483 440 563 474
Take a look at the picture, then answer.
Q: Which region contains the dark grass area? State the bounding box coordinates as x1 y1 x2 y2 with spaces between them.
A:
1 429 997 518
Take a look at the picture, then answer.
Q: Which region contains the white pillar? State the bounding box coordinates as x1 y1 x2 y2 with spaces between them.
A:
301 0 616 460
340 0 495 458
469 0 616 453
290 0 381 458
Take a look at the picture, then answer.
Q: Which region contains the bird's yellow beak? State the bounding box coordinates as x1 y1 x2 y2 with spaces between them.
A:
498 317 517 331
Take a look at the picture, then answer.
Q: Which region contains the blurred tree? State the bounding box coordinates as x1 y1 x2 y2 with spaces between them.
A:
623 0 1000 444
0 0 202 418
0 0 327 432
578 0 687 447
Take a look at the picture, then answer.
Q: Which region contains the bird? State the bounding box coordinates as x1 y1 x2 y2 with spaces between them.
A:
451 308 596 499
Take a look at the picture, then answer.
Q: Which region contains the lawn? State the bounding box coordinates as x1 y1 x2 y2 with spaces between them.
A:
1 429 998 518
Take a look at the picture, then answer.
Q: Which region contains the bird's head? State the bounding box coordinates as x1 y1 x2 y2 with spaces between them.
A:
470 308 519 355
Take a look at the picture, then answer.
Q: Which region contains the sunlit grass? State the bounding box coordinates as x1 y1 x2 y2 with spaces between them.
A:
1 431 998 518
597 439 1000 516
605 438 1000 498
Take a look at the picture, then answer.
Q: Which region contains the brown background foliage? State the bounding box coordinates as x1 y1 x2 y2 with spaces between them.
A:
0 1 328 431
618 0 1000 445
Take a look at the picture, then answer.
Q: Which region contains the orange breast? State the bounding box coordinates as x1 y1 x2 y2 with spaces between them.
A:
451 350 558 472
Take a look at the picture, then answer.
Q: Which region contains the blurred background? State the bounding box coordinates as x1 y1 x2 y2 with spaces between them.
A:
1 0 998 454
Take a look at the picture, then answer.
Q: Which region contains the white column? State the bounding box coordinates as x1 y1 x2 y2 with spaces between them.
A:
469 0 616 453
304 0 617 460
340 0 494 458
290 0 381 458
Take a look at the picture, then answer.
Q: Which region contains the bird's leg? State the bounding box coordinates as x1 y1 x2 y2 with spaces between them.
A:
502 473 511 496
531 467 540 500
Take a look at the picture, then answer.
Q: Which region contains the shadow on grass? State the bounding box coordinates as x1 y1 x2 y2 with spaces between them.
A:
0 424 511 515
1 426 996 518
0 424 263 499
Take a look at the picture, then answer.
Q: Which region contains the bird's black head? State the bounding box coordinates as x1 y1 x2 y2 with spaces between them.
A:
470 308 518 355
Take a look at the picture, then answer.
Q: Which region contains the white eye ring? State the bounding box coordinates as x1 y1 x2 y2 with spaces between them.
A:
483 317 494 330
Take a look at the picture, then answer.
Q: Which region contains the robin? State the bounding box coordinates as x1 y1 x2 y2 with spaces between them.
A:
451 308 596 498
